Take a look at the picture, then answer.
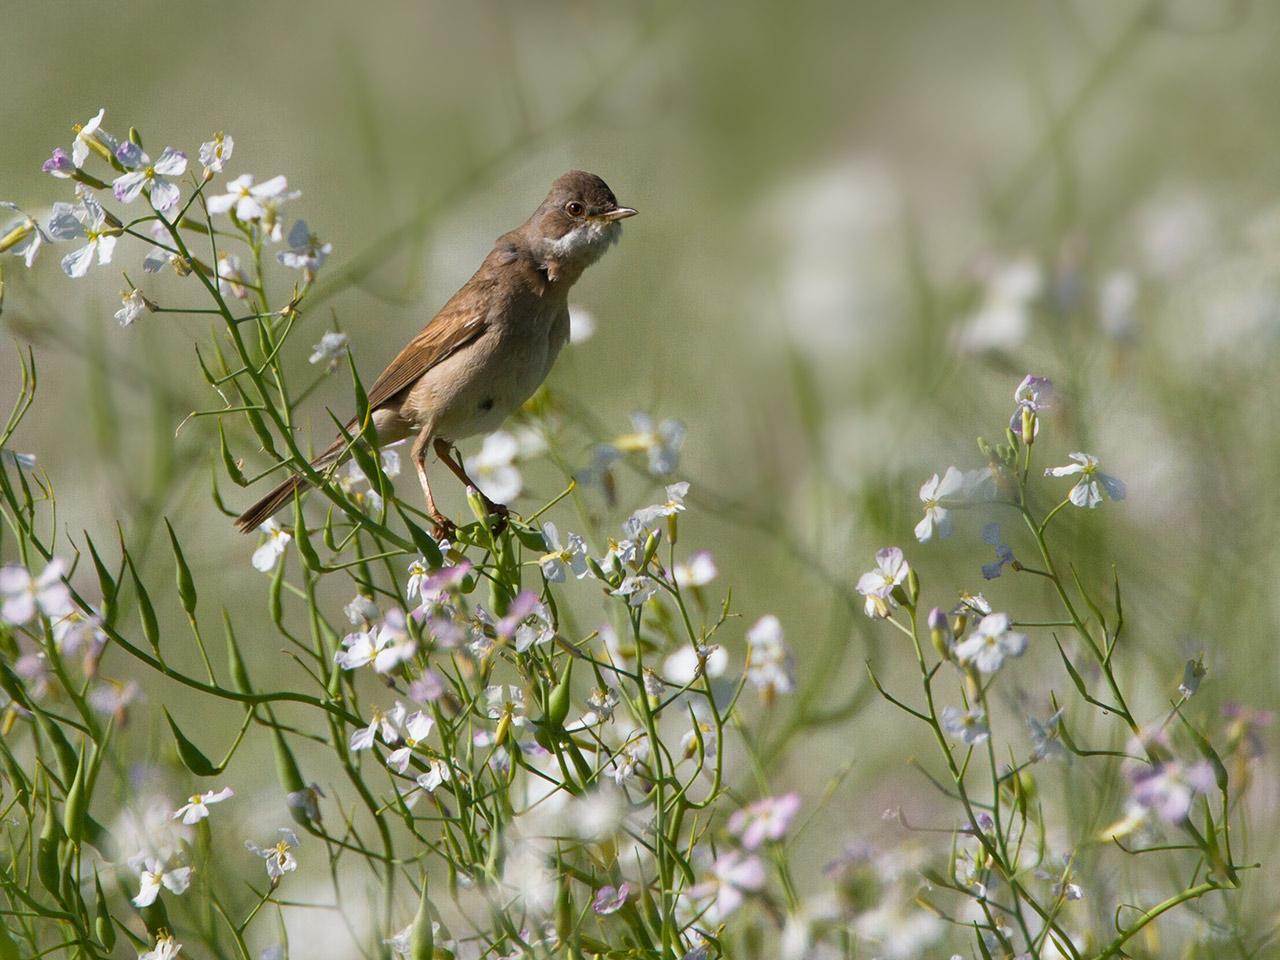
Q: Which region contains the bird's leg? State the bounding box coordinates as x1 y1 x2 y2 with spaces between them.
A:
433 438 510 528
411 426 454 541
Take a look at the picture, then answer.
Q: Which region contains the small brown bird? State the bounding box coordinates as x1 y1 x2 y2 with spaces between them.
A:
235 170 636 536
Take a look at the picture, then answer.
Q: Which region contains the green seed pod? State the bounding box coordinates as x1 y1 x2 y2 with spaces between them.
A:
545 659 574 731
555 876 573 943
409 877 435 960
128 558 162 659
37 780 63 899
218 422 248 486
62 744 88 844
164 708 218 776
164 520 198 621
269 557 285 627
272 728 310 825
224 613 254 695
244 407 279 458
36 712 79 784
93 869 116 950
293 502 323 573
84 535 117 628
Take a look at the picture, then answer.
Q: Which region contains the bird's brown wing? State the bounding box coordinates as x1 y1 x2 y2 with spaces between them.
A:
364 278 493 412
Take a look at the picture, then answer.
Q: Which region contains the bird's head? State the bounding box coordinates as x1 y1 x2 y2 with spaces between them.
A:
524 170 636 281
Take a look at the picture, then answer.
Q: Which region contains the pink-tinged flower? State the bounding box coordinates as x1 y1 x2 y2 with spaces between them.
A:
1010 374 1052 442
476 591 554 652
953 612 1027 674
277 219 332 272
132 856 192 907
592 883 629 915
688 850 766 922
728 793 801 849
113 143 188 212
385 711 435 774
42 147 76 178
915 467 964 543
207 173 290 221
172 787 234 824
856 547 909 619
1046 452 1126 508
0 202 46 268
1129 759 1216 823
1222 703 1274 760
47 188 117 278
0 558 72 625
198 132 234 175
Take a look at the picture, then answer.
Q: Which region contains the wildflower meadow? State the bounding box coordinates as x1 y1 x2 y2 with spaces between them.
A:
2 4 1278 959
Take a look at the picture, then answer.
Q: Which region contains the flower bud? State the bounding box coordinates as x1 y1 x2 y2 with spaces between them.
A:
927 607 951 660
641 529 661 570
1021 407 1037 446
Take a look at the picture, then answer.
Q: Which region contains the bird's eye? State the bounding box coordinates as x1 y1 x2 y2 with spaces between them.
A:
564 201 585 217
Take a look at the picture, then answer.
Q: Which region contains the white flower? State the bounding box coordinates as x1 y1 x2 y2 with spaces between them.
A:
114 287 149 326
630 481 689 528
539 522 588 582
386 710 435 774
612 575 658 607
47 188 117 278
349 702 407 752
246 829 300 880
914 466 964 543
251 519 291 572
141 932 183 960
198 132 234 175
941 706 989 745
610 730 649 785
1045 452 1126 508
172 787 234 825
745 615 794 698
856 547 909 619
954 613 1028 674
416 757 452 793
464 431 523 504
955 255 1042 352
71 108 111 168
663 644 727 685
0 201 46 268
309 331 349 370
113 143 188 212
217 253 251 300
615 412 686 476
568 304 596 343
673 550 717 588
0 558 72 625
208 174 290 221
277 219 332 272
484 685 526 727
132 857 192 907
335 611 417 673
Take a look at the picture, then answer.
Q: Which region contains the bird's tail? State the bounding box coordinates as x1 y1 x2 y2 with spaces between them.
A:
234 473 309 533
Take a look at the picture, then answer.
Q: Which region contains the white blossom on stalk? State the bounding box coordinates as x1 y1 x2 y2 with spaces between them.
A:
308 331 349 370
70 108 113 168
141 932 183 960
630 481 689 528
0 201 46 267
386 711 435 774
610 730 649 785
614 411 686 476
217 253 251 300
47 188 117 278
335 610 417 673
198 132 234 175
114 287 150 326
277 219 332 272
674 550 717 588
0 558 72 625
954 612 1027 674
941 705 990 745
1045 452 1126 508
172 787 234 825
349 702 407 752
687 850 765 923
251 519 291 572
113 142 188 212
915 466 964 543
207 173 290 221
416 757 452 793
856 547 909 619
246 829 300 880
539 521 588 582
663 644 727 686
131 857 192 907
612 575 658 607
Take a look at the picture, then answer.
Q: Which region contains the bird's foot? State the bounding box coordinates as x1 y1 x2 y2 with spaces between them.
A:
430 513 457 543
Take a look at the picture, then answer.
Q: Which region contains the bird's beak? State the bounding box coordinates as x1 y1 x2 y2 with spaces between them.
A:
598 206 638 222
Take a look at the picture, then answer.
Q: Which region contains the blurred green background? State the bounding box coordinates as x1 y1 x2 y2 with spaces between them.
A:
4 0 1279 954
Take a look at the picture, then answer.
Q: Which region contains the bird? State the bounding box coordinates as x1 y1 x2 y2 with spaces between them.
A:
234 170 636 537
